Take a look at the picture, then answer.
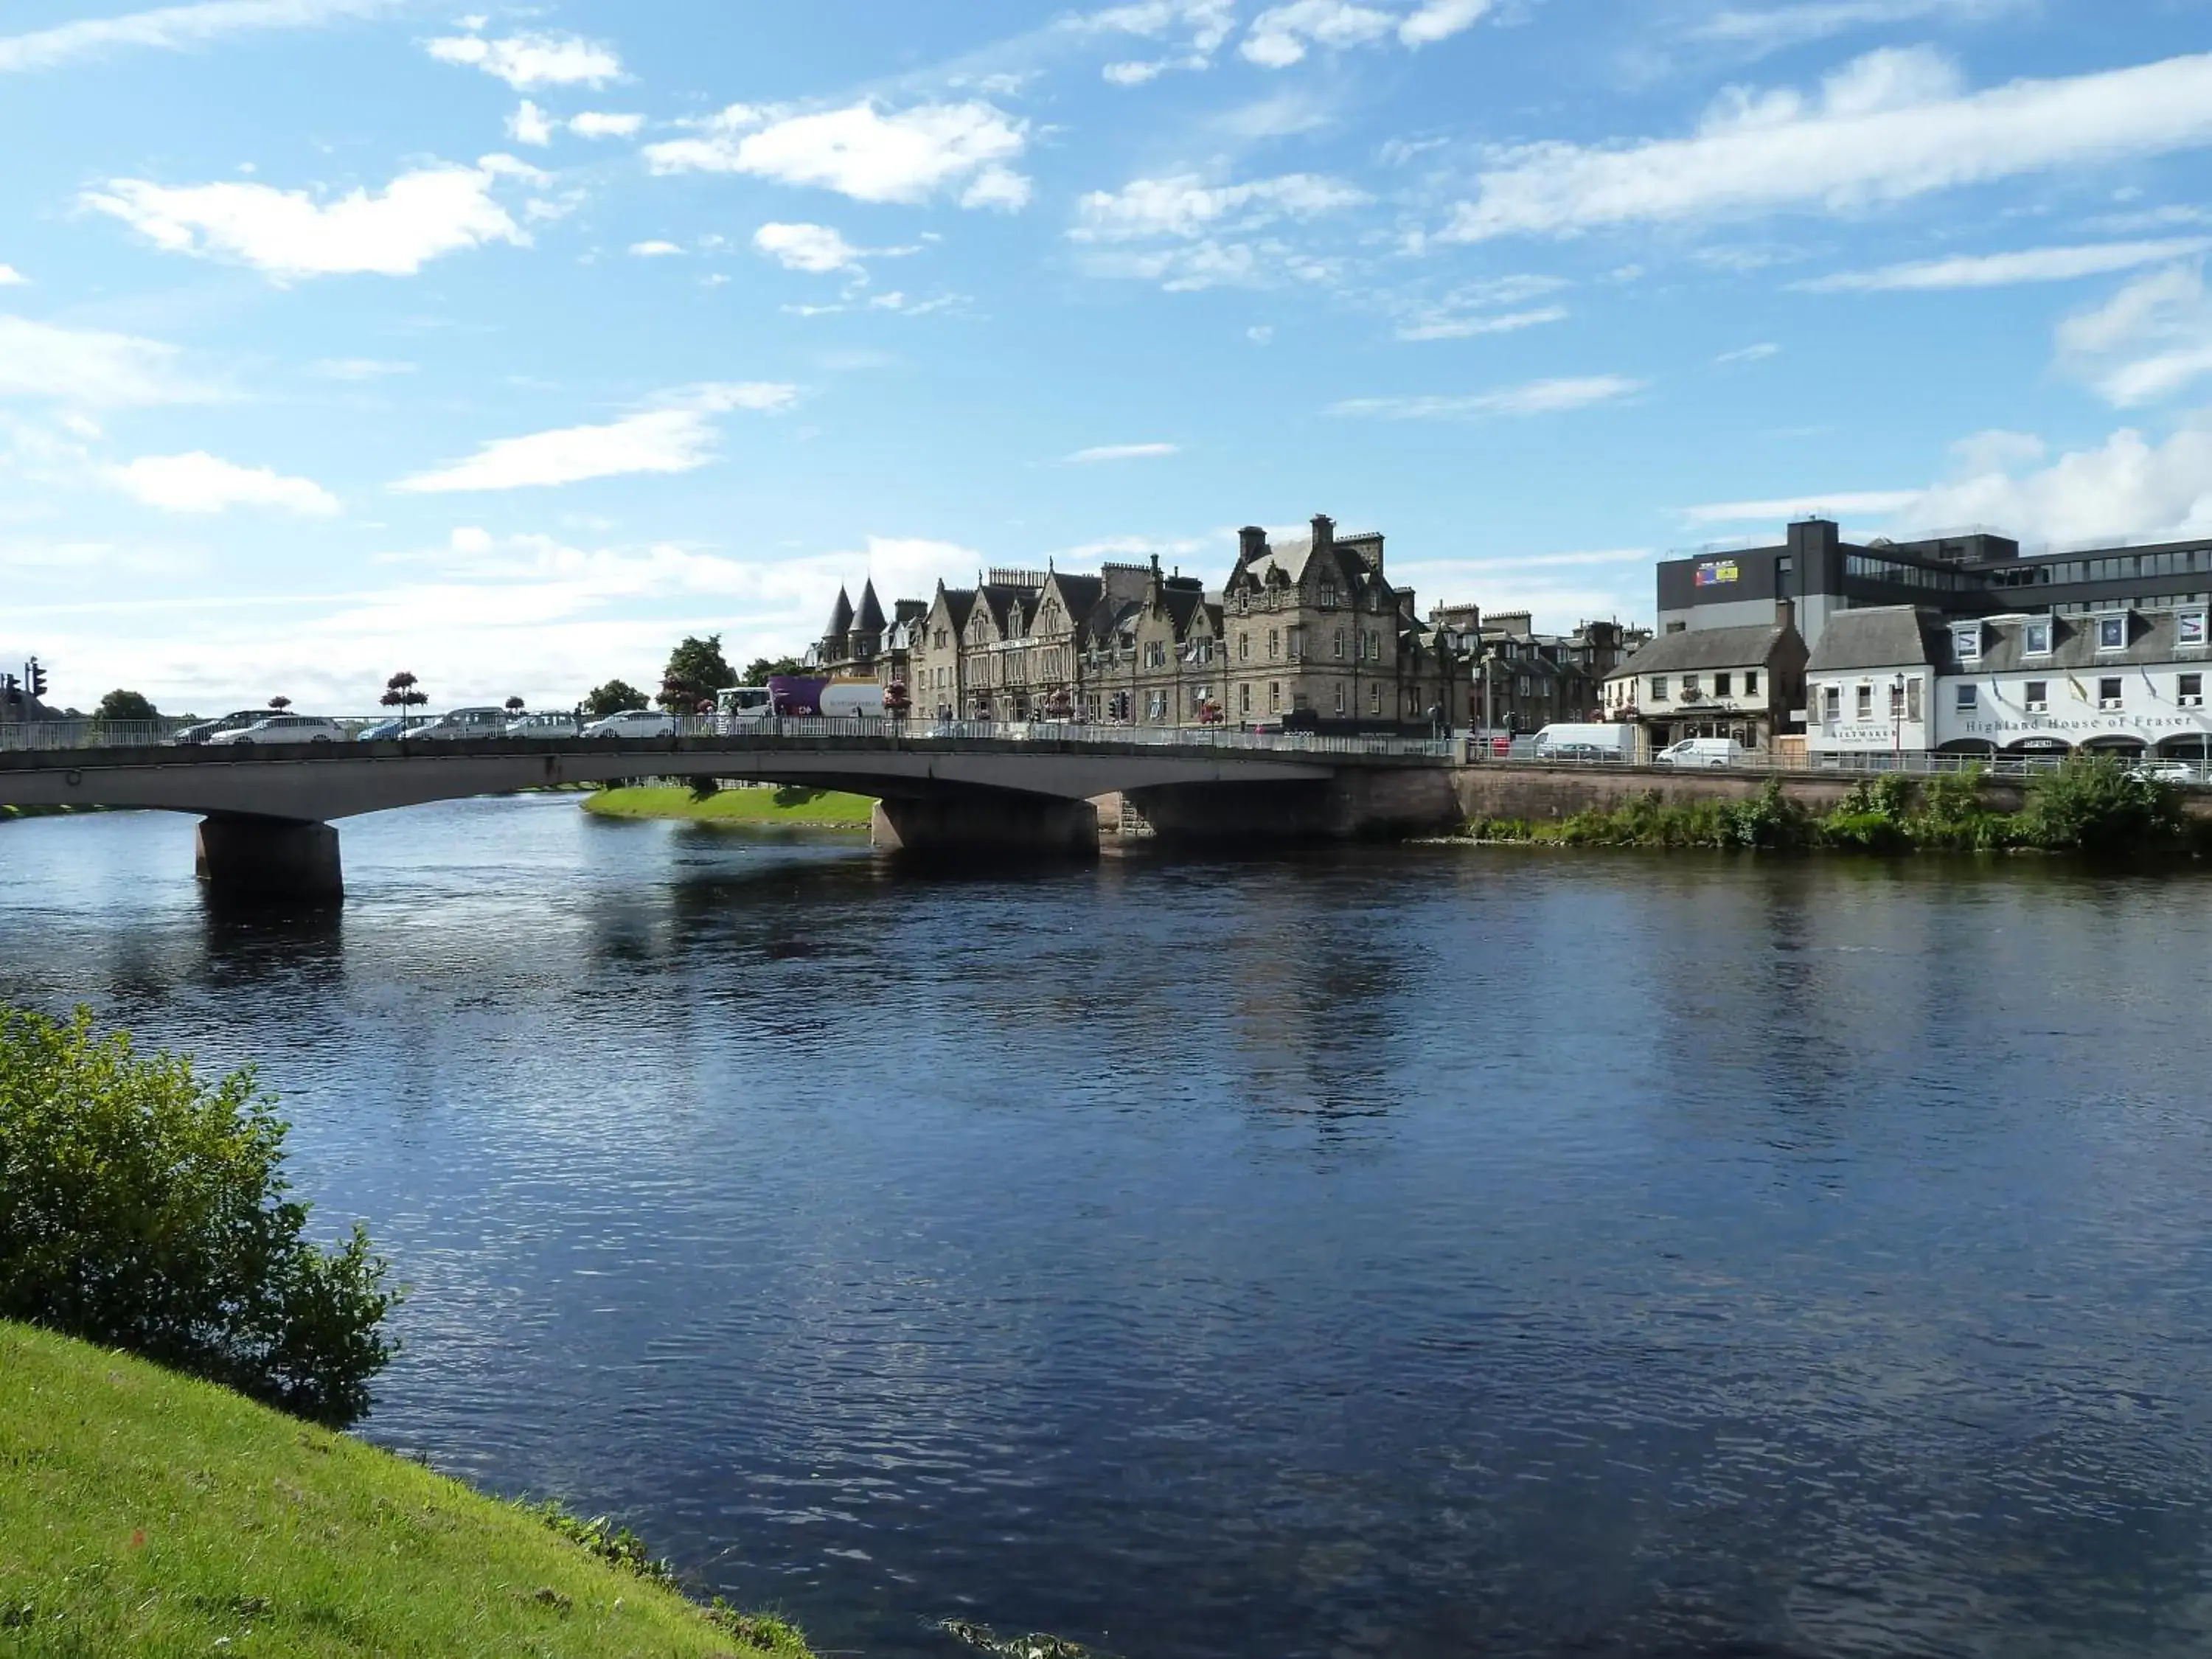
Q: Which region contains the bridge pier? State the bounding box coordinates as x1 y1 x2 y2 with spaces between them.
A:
195 815 344 903
870 794 1100 860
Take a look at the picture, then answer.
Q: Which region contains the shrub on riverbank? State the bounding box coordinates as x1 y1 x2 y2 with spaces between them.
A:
0 1320 813 1658
0 1005 396 1427
1465 758 2197 857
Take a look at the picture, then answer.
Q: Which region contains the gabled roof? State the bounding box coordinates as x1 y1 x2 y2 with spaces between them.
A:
975 582 1038 633
1613 621 1792 678
936 585 976 634
853 580 886 633
1807 605 1946 673
1046 572 1105 627
824 586 854 638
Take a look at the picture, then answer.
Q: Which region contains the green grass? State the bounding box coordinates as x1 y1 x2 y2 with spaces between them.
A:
0 1321 812 1658
581 785 874 828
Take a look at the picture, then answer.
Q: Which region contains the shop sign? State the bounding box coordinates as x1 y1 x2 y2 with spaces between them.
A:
1694 559 1741 588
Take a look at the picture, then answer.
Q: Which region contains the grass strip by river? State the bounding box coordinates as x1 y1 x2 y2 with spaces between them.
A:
0 1321 814 1658
580 784 874 829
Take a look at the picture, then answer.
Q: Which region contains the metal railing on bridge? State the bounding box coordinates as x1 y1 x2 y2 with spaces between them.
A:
1458 737 2211 787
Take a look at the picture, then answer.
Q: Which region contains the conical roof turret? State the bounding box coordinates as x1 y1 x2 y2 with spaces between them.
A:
854 579 886 633
824 585 855 637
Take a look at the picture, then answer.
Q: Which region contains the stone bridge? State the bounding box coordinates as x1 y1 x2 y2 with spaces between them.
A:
0 726 1464 900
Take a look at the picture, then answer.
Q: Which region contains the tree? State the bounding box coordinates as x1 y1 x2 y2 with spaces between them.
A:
268 695 292 712
742 655 805 686
380 671 428 729
504 695 525 715
659 634 737 714
583 678 650 718
0 1005 398 1428
93 689 159 726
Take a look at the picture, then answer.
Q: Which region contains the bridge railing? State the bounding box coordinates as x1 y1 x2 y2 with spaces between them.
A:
1456 738 2211 785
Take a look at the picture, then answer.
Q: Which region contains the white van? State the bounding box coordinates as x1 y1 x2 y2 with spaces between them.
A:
1533 723 1638 764
1654 737 1750 769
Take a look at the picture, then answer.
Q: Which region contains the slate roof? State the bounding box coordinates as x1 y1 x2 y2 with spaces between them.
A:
1946 608 2211 675
1048 573 1105 627
1613 621 1792 678
853 580 886 633
933 585 976 635
824 586 854 638
976 582 1039 634
1807 605 1947 673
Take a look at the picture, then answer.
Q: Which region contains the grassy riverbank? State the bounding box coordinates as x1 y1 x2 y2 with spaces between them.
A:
0 1320 812 1658
1467 765 2211 856
582 784 874 828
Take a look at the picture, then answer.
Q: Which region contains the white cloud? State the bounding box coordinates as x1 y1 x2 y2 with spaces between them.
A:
1242 1 1393 68
0 265 26 286
1073 173 1370 241
1696 0 2027 55
0 315 218 407
1399 0 1492 48
1068 1 1235 83
644 100 1030 212
1328 376 1646 417
507 100 554 147
392 383 797 494
1065 442 1179 463
309 357 414 378
627 240 684 257
0 0 389 74
1892 416 2212 545
1443 47 2212 242
1396 306 1568 341
1679 489 1918 523
425 30 619 89
1715 341 1781 362
2055 263 2212 407
568 111 642 139
1802 237 2212 292
1247 324 1274 344
754 222 864 274
85 161 526 278
108 451 339 515
1077 236 1343 291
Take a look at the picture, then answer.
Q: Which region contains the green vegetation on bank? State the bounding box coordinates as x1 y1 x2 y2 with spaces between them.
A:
582 783 874 828
1467 758 2208 856
0 1321 811 1658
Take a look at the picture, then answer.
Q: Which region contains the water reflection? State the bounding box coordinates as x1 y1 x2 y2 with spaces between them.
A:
4 800 2212 1658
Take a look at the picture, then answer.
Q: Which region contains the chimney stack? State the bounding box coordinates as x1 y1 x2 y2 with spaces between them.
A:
1310 512 1335 552
1237 525 1267 564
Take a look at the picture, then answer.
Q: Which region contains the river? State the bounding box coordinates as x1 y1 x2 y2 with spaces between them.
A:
4 796 2212 1658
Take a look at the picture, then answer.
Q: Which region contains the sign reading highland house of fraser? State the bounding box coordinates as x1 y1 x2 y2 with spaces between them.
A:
1695 559 1741 588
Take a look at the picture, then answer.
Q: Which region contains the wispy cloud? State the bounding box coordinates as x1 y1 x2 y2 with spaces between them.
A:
309 357 414 379
108 451 339 515
1396 306 1567 341
1444 47 2212 242
2054 263 2212 407
0 265 27 286
645 101 1030 211
1329 376 1646 418
1679 490 1918 524
425 30 622 90
392 383 797 494
0 315 221 407
1801 237 2212 293
1695 0 2028 56
1715 342 1780 363
1064 442 1179 463
1242 0 1494 69
0 0 389 74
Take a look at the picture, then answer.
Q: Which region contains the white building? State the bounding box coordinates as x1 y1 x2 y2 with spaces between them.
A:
1807 603 2212 764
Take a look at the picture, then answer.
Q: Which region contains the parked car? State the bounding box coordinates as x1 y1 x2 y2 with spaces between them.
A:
173 710 280 745
2129 759 2197 785
355 717 406 742
206 714 343 745
408 706 512 742
506 711 580 738
1653 737 1749 769
581 709 677 740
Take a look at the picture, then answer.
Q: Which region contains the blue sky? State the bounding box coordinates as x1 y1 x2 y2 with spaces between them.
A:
6 0 2212 712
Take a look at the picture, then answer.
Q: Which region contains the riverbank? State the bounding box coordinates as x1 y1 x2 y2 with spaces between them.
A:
582 784 873 828
0 1320 812 1657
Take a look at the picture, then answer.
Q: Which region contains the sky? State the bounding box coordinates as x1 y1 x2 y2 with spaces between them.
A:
7 0 2212 714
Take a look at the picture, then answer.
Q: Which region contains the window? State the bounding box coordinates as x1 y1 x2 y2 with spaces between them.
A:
1888 681 1905 719
1268 681 1281 712
1195 639 1213 664
1239 683 1251 714
1239 632 1251 662
2025 680 2048 713
2023 620 2051 655
1517 676 1529 697
1267 628 1280 660
2180 672 2204 707
1956 684 1978 712
2098 615 2127 651
2180 610 2208 650
1682 673 1700 696
1907 678 1922 722
1332 628 1346 660
2099 677 2124 709
1856 684 1873 720
1318 583 1339 609
1714 672 1732 697
1822 685 1840 724
1287 627 1304 660
1953 626 1981 662
1651 676 1669 701
1335 683 1346 713
1745 670 1759 696
1369 684 1380 714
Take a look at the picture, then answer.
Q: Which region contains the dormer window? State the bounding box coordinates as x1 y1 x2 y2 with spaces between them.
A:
2023 620 2051 655
2097 613 2127 652
1952 625 1981 663
2179 609 2208 650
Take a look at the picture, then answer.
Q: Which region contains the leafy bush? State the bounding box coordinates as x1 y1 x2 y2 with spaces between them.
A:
2017 754 2183 854
0 1006 397 1427
1727 777 1817 849
1913 767 2011 850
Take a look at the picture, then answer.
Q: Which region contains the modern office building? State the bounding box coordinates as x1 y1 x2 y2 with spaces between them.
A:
1658 518 2212 655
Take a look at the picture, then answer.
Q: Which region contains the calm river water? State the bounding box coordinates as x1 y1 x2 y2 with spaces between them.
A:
5 797 2212 1658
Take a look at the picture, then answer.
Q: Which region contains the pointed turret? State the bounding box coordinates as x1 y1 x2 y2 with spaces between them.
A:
854 580 886 634
824 586 855 639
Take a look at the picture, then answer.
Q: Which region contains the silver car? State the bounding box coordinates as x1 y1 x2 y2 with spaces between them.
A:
206 714 343 745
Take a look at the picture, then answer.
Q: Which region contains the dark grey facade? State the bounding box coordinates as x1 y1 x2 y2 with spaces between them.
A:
1658 518 2212 655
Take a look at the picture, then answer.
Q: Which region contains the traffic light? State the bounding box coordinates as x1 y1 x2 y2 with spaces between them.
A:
1 673 18 709
26 658 46 700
